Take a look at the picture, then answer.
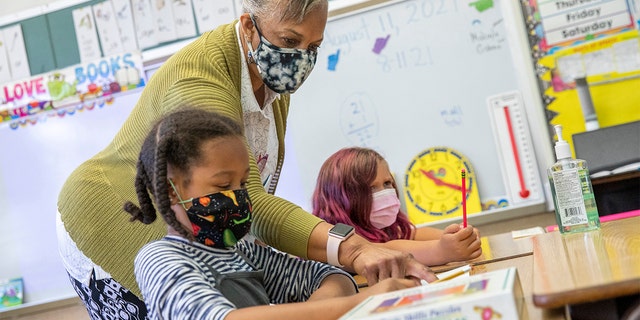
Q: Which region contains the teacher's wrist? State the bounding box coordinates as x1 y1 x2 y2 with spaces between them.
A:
331 231 370 273
307 222 367 272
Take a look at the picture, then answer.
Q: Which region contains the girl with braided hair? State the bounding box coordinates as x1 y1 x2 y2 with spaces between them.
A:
125 109 418 319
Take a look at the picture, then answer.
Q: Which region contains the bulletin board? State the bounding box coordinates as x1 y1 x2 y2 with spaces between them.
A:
0 0 238 80
0 0 102 75
284 0 549 227
520 0 640 155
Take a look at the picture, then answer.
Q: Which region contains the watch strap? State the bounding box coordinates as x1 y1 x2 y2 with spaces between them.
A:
327 233 343 267
327 224 354 267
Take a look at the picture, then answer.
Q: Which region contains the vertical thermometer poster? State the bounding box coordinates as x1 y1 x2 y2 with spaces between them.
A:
487 92 543 208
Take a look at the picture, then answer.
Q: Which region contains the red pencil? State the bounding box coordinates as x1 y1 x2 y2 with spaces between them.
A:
461 169 467 228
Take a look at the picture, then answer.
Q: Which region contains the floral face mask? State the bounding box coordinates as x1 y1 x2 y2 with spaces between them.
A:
246 15 318 94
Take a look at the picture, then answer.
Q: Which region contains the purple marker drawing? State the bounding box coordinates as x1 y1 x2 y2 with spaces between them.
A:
372 34 391 54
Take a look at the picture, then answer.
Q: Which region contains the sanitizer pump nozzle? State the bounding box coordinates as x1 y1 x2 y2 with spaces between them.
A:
553 125 571 160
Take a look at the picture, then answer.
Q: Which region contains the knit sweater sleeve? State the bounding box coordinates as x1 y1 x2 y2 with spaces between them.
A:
156 24 323 259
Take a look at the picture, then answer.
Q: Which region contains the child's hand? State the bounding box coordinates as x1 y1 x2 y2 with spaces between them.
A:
438 224 482 262
360 278 417 298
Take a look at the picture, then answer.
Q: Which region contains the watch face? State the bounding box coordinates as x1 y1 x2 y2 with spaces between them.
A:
403 146 482 224
330 223 354 237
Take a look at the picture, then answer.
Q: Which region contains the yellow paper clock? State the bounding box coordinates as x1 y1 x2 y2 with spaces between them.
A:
403 146 482 225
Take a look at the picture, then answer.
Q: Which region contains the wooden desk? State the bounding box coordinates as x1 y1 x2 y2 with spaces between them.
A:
532 216 640 308
431 230 536 273
351 217 639 319
354 230 559 319
354 230 536 286
472 255 565 320
354 249 565 319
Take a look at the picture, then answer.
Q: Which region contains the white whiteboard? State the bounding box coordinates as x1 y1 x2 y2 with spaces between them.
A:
283 0 547 225
0 91 139 304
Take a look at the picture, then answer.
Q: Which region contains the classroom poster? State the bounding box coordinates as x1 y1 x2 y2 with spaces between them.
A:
540 30 640 142
0 31 11 83
150 0 178 43
73 6 103 62
1 25 30 80
171 0 197 39
131 0 159 49
192 0 236 33
530 0 635 53
0 52 146 130
521 0 640 155
93 1 125 56
111 0 140 53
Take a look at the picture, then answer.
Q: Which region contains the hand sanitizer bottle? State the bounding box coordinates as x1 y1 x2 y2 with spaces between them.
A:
547 125 600 234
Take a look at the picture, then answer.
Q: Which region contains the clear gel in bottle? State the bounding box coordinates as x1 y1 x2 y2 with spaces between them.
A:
547 125 600 234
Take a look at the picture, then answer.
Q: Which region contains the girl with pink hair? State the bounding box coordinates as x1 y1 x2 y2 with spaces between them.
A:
312 147 482 266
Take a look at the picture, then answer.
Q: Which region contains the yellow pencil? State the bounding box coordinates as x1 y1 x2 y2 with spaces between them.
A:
431 265 471 283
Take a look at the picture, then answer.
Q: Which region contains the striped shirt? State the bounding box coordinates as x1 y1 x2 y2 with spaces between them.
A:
135 236 356 319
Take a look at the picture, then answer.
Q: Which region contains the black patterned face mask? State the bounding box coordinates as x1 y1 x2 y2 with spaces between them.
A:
171 181 253 249
246 14 317 94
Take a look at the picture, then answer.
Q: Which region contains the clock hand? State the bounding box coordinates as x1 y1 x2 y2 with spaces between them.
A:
419 169 463 191
420 169 444 186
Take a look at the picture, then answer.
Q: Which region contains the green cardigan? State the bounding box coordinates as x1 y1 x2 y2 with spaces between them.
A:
58 21 322 297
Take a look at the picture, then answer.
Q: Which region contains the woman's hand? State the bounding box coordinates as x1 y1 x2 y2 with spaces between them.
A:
344 236 438 285
307 222 437 285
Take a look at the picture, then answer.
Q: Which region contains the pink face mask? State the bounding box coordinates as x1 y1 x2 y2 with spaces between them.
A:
370 188 401 229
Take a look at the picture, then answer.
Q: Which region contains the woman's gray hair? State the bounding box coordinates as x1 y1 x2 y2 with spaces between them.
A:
242 0 328 23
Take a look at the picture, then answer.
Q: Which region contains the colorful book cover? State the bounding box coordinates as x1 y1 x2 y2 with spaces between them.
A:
340 267 523 320
0 278 24 309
